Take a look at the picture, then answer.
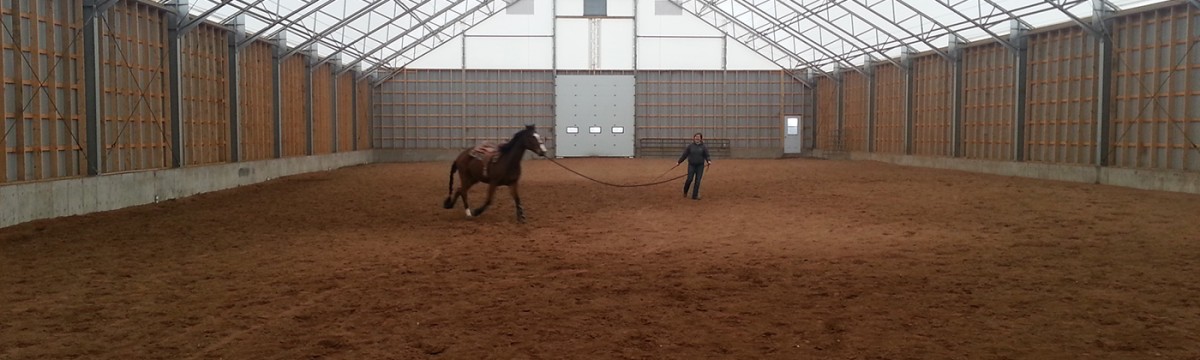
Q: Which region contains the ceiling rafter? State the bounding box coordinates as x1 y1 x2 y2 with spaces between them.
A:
165 0 1146 79
667 0 829 84
364 0 517 83
727 0 868 74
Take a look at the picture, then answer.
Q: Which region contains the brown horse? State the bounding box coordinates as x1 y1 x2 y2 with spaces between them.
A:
442 125 548 223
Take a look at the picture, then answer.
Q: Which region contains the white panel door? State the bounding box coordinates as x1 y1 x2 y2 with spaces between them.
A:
555 75 636 157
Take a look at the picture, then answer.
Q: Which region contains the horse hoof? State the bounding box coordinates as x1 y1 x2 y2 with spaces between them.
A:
465 209 473 217
442 199 454 209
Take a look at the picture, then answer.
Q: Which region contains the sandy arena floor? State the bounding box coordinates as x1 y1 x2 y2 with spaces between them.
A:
2 158 1199 359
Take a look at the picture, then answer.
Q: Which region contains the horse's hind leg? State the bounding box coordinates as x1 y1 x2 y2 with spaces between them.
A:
510 184 525 223
459 181 476 217
470 184 499 217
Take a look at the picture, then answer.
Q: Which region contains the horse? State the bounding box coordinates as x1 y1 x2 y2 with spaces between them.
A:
442 125 548 223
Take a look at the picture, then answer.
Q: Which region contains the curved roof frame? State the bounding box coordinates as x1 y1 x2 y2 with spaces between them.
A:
163 0 1183 83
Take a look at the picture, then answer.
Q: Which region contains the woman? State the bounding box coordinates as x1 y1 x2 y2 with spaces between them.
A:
677 132 713 200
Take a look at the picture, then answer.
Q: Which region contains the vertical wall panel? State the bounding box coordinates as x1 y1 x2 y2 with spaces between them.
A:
963 42 1015 160
180 23 228 166
378 69 462 149
311 63 333 154
336 72 353 152
463 70 554 148
357 80 370 149
815 76 838 150
637 71 722 141
1112 4 1200 171
280 56 306 157
873 64 905 154
375 70 802 151
842 71 869 152
634 70 800 149
376 69 555 149
1027 27 1096 164
238 40 273 160
730 70 791 149
912 55 952 156
100 0 170 172
2 0 85 183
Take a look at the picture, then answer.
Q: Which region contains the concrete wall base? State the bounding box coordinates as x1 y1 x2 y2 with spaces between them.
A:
1 151 372 229
7 148 1199 229
842 151 1200 195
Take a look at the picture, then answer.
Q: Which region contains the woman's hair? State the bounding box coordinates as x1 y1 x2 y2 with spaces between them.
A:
693 132 703 139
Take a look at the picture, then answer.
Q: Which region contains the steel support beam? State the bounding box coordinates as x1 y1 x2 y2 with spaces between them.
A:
664 0 826 85
235 0 336 49
1043 0 1107 38
271 34 285 159
226 0 340 50
838 0 952 62
950 37 965 157
350 71 358 151
304 47 316 156
1012 21 1029 162
809 70 820 149
84 0 120 23
166 1 187 168
331 57 340 153
178 0 232 36
226 16 246 162
926 0 1019 51
866 57 877 153
350 0 476 73
902 48 916 155
311 0 436 68
1094 0 1115 167
219 0 273 24
835 69 845 148
83 0 110 175
727 0 867 75
363 0 525 83
279 0 393 61
778 0 905 70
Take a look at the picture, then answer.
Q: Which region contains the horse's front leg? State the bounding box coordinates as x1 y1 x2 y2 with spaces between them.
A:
470 183 499 217
510 184 525 223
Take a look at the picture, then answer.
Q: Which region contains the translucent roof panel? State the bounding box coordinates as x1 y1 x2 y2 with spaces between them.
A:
168 0 1180 78
172 0 515 76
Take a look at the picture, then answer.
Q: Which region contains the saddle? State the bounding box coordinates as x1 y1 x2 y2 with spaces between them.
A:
469 142 502 177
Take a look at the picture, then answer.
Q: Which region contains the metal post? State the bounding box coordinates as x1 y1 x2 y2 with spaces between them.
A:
866 57 877 153
809 69 819 150
304 46 315 156
902 47 916 155
351 71 358 151
1094 0 1114 167
271 33 285 158
1012 21 1029 162
331 55 341 153
83 0 111 175
835 66 844 149
950 37 965 158
226 15 245 162
166 1 186 168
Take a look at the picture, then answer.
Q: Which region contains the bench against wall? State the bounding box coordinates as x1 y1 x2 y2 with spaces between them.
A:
637 138 732 158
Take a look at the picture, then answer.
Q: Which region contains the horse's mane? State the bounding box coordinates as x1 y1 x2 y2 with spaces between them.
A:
498 127 534 153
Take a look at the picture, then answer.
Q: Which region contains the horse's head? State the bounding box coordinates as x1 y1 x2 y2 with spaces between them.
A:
520 124 548 157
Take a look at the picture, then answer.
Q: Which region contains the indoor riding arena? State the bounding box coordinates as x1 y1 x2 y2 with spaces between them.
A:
3 0 1200 359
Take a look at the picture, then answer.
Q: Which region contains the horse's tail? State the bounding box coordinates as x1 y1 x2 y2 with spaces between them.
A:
447 162 458 196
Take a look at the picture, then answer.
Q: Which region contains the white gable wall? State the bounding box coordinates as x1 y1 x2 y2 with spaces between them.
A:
408 0 778 70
